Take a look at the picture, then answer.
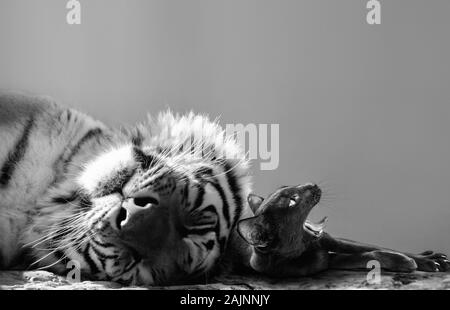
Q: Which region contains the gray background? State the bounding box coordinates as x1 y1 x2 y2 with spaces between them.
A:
1 0 449 255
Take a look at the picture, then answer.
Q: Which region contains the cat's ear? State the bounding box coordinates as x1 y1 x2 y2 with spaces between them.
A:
247 194 264 213
237 217 268 247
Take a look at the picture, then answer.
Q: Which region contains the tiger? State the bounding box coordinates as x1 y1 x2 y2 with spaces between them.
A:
0 92 255 285
0 92 447 286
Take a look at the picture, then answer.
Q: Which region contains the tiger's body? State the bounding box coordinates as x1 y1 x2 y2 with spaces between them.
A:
0 92 447 286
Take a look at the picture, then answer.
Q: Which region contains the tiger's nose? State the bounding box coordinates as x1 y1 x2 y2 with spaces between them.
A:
111 195 171 256
112 195 160 231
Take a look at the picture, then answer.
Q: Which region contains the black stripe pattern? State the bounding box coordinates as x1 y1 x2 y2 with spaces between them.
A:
179 165 240 259
0 117 34 187
83 244 100 274
222 161 244 228
194 167 232 228
50 127 104 188
132 146 158 169
62 128 103 170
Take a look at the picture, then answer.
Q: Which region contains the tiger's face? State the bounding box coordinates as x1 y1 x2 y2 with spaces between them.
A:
44 113 251 286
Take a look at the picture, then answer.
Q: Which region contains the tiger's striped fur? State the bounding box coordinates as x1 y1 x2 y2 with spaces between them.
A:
0 92 253 285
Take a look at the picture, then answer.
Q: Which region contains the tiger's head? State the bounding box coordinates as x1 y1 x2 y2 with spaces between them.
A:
35 111 251 286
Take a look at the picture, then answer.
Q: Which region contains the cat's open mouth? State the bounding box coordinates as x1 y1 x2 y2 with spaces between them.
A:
304 217 328 237
287 186 327 237
299 194 327 237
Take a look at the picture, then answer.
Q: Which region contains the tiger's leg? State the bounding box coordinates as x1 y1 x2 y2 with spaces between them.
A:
329 250 417 272
320 233 450 272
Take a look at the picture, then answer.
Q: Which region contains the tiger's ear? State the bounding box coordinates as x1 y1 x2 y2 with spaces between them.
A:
237 217 268 247
247 194 264 213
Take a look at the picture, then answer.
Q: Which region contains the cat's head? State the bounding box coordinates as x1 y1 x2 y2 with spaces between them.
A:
238 183 325 258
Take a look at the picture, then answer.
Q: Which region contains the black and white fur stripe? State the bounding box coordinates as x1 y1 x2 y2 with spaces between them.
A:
0 116 34 187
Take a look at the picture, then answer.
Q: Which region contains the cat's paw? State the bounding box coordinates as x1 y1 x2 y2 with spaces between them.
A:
411 251 450 272
372 250 417 273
